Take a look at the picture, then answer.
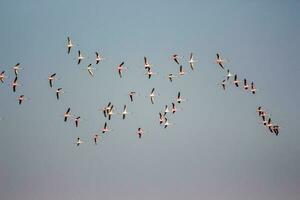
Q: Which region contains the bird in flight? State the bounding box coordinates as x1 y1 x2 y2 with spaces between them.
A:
77 50 85 65
94 134 99 145
76 138 83 146
168 73 177 82
243 79 249 90
117 62 125 78
67 37 73 54
75 116 81 127
64 108 72 122
102 122 112 133
149 88 157 104
13 63 21 76
176 92 186 104
215 53 225 69
121 105 129 120
188 53 197 70
18 95 25 105
146 68 157 79
95 52 104 64
56 88 63 100
137 128 144 139
221 79 226 90
172 54 180 65
0 71 6 83
159 112 165 124
144 57 152 70
128 91 136 102
179 65 186 76
87 64 94 77
226 69 233 81
233 74 239 87
12 77 19 92
250 82 257 94
48 73 56 88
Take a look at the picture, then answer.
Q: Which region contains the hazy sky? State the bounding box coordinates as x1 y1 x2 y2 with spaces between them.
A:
1 0 300 200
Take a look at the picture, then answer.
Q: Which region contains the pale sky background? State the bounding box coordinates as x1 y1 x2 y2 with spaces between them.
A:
0 0 300 200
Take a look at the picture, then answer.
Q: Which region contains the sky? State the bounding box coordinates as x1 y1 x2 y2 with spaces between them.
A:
0 0 300 199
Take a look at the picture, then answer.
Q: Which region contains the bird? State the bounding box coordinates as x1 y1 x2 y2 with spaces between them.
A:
243 79 249 90
215 53 225 69
102 102 112 118
226 69 233 80
18 95 25 105
12 76 19 92
149 88 156 104
164 117 172 128
107 105 116 120
179 65 185 76
128 91 136 102
250 82 257 94
144 57 152 70
117 62 125 78
0 71 6 83
159 112 165 124
87 64 94 77
75 116 81 127
176 92 186 104
76 137 83 146
262 115 268 126
146 68 157 79
188 53 197 70
221 79 226 90
168 73 177 82
56 88 63 100
137 128 144 138
64 108 72 122
171 102 179 114
272 125 280 136
77 50 85 64
233 74 239 87
13 63 21 76
172 54 180 65
102 122 112 133
67 36 73 54
95 52 104 64
257 106 263 116
48 73 56 88
121 105 129 120
163 105 170 116
94 134 99 145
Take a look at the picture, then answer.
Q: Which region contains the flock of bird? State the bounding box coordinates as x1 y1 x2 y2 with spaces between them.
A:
0 36 281 147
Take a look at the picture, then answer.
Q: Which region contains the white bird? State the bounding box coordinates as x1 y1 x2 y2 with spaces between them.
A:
107 105 116 120
67 36 73 54
13 63 21 76
226 69 233 80
146 68 157 79
95 52 104 64
121 105 129 120
163 105 170 116
77 50 85 65
221 79 226 90
149 88 157 104
0 71 6 83
188 53 197 70
76 137 83 146
87 64 94 77
164 117 172 128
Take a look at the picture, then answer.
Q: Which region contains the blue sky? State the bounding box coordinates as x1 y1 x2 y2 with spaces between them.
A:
0 0 300 199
